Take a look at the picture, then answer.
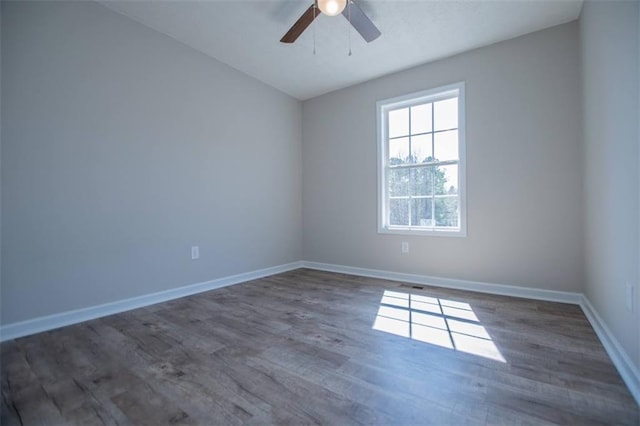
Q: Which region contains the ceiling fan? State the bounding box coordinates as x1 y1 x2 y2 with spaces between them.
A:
280 0 381 44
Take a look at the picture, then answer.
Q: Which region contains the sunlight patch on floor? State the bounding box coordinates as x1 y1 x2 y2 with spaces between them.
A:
372 290 506 362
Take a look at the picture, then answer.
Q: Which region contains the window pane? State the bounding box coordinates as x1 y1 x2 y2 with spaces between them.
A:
411 167 434 196
434 164 458 195
435 196 459 227
411 198 433 227
410 103 432 135
389 137 409 164
434 98 458 131
389 199 409 226
389 169 410 196
434 130 458 162
389 108 409 138
411 134 432 163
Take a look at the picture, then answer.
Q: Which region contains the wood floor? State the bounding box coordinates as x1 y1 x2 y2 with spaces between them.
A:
2 269 638 425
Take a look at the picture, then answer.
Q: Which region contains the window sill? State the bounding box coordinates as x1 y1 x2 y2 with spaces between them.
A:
378 227 467 238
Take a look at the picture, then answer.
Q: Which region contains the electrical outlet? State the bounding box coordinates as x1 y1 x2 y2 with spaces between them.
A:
626 282 634 312
401 241 409 254
191 246 199 260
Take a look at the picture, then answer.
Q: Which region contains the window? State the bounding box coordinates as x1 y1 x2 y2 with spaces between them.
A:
377 82 466 236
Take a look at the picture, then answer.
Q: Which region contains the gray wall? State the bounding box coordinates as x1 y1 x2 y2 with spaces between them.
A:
580 0 640 372
1 1 302 325
302 22 583 292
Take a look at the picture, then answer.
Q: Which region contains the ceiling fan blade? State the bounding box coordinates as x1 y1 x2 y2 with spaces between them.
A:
280 4 318 43
342 1 381 43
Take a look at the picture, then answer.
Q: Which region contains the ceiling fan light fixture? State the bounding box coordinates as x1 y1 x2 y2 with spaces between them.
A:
317 0 347 16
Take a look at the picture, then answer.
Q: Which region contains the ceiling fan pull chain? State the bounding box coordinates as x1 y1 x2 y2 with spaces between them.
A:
348 0 352 56
313 4 317 55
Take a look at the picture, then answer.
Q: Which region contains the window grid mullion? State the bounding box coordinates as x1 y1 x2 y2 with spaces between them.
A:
408 107 413 226
385 113 391 227
388 127 458 142
431 103 436 225
389 159 459 169
389 194 456 200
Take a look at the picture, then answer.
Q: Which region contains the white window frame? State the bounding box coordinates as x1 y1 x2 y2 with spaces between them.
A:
377 82 467 237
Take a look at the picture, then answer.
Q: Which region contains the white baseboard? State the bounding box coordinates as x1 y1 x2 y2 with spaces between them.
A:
0 261 303 342
580 296 640 406
300 261 582 304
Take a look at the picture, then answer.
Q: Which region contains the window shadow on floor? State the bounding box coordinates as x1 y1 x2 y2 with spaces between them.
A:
372 290 505 362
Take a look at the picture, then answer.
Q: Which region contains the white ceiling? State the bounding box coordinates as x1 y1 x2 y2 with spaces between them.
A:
100 0 583 100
